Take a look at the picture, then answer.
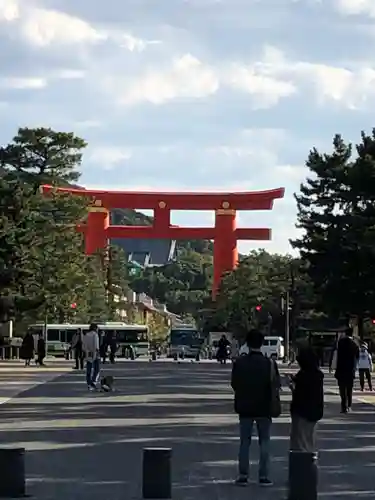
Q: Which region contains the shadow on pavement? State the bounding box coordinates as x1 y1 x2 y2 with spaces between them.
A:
0 362 373 499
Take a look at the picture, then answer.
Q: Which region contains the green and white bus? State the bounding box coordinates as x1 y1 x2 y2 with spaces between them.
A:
27 322 150 357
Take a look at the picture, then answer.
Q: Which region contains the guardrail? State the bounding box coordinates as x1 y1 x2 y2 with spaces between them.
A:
0 346 20 360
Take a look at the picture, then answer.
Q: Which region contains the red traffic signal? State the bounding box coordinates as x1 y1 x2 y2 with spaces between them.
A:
255 305 262 311
71 302 77 309
372 318 375 325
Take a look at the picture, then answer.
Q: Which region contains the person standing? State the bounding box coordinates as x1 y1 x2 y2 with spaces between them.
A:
36 332 46 366
100 331 108 364
358 342 373 391
21 332 34 367
231 329 280 487
109 331 117 364
333 327 359 413
82 323 100 390
71 328 84 370
217 334 230 364
289 348 324 452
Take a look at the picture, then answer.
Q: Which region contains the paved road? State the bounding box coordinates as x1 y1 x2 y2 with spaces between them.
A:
0 360 374 499
0 359 71 404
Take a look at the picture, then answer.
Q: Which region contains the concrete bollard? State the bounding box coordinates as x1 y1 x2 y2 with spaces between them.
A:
142 447 172 499
288 451 318 500
0 448 26 498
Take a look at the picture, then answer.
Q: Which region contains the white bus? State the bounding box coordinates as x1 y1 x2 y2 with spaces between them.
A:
27 322 149 357
168 325 204 358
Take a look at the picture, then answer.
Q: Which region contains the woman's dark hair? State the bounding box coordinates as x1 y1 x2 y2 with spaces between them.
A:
246 329 264 349
296 347 319 370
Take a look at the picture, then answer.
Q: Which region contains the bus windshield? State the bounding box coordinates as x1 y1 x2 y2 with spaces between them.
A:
170 329 202 346
114 329 148 343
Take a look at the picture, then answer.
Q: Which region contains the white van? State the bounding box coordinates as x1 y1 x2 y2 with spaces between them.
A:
239 336 285 360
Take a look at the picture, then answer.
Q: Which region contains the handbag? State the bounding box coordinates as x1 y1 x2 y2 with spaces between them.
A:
269 358 282 418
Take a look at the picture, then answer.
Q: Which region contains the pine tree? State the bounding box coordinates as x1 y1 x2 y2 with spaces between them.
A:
0 127 108 327
292 130 375 337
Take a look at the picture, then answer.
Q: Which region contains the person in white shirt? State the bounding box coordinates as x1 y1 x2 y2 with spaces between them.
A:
82 323 100 390
358 342 373 391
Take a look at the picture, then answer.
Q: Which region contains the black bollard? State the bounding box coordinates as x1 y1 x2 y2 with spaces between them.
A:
142 447 172 499
0 448 26 498
195 352 200 362
173 353 178 361
151 351 157 361
288 451 318 500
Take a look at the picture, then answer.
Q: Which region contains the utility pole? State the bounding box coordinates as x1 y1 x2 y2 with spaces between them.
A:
282 292 290 362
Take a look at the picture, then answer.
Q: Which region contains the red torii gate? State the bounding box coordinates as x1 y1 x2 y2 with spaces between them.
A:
41 185 285 297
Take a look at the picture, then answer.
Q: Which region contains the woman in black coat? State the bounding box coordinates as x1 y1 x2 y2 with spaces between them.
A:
21 332 34 366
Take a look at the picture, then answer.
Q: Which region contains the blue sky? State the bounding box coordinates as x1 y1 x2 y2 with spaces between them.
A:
1 0 375 255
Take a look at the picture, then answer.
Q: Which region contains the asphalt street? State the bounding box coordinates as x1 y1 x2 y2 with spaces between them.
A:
0 360 373 499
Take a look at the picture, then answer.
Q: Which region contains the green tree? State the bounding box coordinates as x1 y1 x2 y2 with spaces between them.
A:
203 250 314 337
0 127 86 187
0 127 110 329
292 130 375 338
0 175 46 322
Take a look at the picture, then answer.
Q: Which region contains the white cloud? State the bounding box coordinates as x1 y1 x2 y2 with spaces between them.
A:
87 146 132 169
0 0 18 21
0 76 47 89
0 1 156 51
226 64 297 108
19 7 105 47
250 45 375 109
107 52 298 108
117 54 219 105
274 164 306 183
334 0 375 16
54 69 86 80
119 33 161 52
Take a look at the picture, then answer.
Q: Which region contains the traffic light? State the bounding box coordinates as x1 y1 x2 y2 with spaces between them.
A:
255 305 262 312
372 319 375 325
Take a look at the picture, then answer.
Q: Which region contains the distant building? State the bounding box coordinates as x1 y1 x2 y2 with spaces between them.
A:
110 208 176 267
111 238 176 267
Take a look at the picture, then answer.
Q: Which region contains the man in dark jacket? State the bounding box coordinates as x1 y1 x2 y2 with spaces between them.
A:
231 329 279 487
334 328 359 413
289 347 324 452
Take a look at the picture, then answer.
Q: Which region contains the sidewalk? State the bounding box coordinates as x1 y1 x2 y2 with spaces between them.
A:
0 363 373 499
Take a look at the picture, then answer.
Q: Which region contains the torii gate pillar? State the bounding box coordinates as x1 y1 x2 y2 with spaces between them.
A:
213 208 237 296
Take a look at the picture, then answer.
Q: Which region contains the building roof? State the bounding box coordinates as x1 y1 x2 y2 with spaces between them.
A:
111 238 176 266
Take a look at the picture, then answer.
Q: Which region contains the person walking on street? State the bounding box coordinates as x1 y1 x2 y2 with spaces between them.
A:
71 328 84 370
83 323 100 390
289 348 324 452
231 329 281 487
332 327 359 413
358 342 373 391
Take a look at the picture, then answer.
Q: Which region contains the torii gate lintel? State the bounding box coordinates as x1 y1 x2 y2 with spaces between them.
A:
41 185 285 297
